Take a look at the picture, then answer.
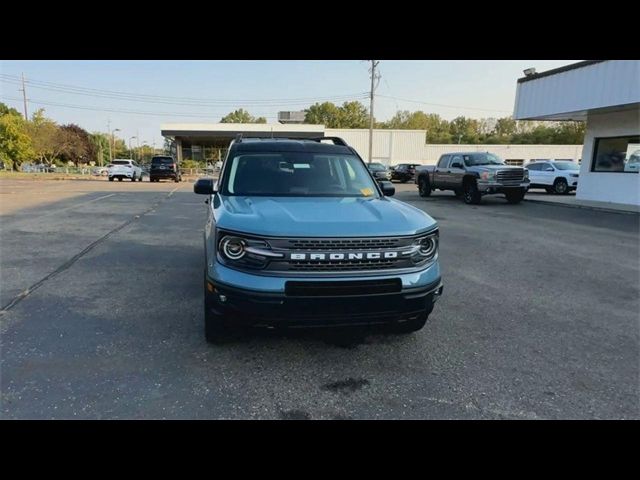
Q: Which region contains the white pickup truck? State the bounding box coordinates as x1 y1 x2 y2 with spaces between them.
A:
108 159 143 182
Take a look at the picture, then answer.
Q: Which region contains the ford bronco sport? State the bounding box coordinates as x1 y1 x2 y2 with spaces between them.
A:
194 137 443 342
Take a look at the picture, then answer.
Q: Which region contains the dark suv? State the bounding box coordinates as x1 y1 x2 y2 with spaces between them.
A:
150 156 182 182
391 163 421 183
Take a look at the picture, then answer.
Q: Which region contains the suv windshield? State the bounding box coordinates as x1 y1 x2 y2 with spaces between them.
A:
112 160 131 165
222 152 380 198
152 157 174 164
368 163 386 171
464 153 505 166
552 161 579 170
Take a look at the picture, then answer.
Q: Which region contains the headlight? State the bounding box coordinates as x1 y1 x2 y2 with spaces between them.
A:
523 169 529 179
220 236 246 260
480 171 495 181
412 230 439 262
217 231 284 269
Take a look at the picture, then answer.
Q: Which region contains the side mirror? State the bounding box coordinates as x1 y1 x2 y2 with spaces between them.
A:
451 162 463 169
378 181 395 197
194 177 217 195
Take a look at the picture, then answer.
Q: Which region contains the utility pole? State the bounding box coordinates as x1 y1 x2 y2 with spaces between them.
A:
107 120 113 163
19 73 28 120
368 60 380 164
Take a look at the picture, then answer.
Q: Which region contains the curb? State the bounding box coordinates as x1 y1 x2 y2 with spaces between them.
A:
524 198 639 215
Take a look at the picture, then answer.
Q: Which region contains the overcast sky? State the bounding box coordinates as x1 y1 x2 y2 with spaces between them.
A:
0 60 578 147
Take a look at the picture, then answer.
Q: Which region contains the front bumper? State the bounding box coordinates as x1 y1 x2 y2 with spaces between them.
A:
477 181 530 194
206 260 442 327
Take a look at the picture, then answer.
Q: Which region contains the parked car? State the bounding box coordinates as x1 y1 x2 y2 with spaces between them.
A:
391 163 421 183
193 137 442 342
92 166 109 176
524 160 580 194
366 162 392 181
415 152 530 204
108 159 143 182
150 155 182 182
624 150 640 172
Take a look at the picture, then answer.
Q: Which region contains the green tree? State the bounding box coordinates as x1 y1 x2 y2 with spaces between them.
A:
59 124 96 165
337 101 369 128
0 111 34 170
0 102 22 117
220 109 267 123
304 102 342 127
26 109 64 165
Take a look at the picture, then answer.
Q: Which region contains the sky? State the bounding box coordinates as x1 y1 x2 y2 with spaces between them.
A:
0 60 578 147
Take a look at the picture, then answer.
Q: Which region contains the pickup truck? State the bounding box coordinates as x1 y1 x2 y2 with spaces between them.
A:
193 136 443 342
415 152 529 204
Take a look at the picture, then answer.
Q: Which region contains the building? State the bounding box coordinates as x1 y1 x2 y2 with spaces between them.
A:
277 111 306 124
161 123 584 167
514 60 640 206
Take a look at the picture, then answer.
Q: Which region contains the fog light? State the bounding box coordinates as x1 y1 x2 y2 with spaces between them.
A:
218 294 227 303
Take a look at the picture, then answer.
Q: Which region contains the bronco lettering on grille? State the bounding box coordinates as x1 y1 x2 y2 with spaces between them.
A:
290 252 399 261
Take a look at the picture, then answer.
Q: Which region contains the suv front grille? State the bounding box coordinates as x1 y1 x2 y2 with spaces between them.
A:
497 169 524 185
263 235 428 274
287 238 400 250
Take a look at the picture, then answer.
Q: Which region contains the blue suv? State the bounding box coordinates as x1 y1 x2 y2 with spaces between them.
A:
194 137 443 342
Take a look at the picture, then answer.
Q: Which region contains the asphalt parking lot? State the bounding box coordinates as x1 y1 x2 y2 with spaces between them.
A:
1 178 638 419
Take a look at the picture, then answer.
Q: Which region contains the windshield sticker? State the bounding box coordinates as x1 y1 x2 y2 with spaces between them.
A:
360 188 374 196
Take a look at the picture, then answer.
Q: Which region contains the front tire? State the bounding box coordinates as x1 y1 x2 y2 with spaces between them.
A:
554 178 569 195
204 273 228 343
108 176 114 182
418 177 431 197
463 181 481 204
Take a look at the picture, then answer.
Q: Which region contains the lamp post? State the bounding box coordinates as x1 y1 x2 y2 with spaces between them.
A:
129 136 137 161
109 128 120 162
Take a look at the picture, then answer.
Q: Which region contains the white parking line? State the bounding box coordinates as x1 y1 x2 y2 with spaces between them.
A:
40 193 116 217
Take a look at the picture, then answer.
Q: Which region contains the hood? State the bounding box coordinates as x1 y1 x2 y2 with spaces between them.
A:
215 195 436 237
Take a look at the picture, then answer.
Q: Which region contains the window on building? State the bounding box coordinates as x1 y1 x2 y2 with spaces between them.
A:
592 136 640 173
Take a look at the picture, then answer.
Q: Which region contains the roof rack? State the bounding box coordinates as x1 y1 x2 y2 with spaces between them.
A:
308 136 348 146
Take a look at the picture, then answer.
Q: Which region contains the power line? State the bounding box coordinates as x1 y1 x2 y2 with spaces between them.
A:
0 96 280 119
376 94 512 114
0 74 368 107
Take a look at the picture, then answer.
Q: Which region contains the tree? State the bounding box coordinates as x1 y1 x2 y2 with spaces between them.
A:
58 124 96 165
26 109 64 165
0 112 34 170
449 116 480 144
305 101 370 128
0 102 22 117
220 109 266 123
337 101 369 128
304 102 341 127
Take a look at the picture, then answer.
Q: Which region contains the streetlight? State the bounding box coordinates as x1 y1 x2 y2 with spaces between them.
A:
129 136 137 161
109 128 120 162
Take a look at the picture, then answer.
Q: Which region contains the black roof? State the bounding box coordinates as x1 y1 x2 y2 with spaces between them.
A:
517 60 605 83
232 138 353 154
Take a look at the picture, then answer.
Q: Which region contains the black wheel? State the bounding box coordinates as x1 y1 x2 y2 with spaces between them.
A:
389 312 428 334
553 178 569 195
138 175 143 182
118 177 122 182
131 174 136 182
505 189 525 204
174 177 179 183
108 177 114 182
463 181 481 204
418 177 431 197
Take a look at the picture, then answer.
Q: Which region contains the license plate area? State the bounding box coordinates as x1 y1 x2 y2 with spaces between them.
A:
285 278 401 297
